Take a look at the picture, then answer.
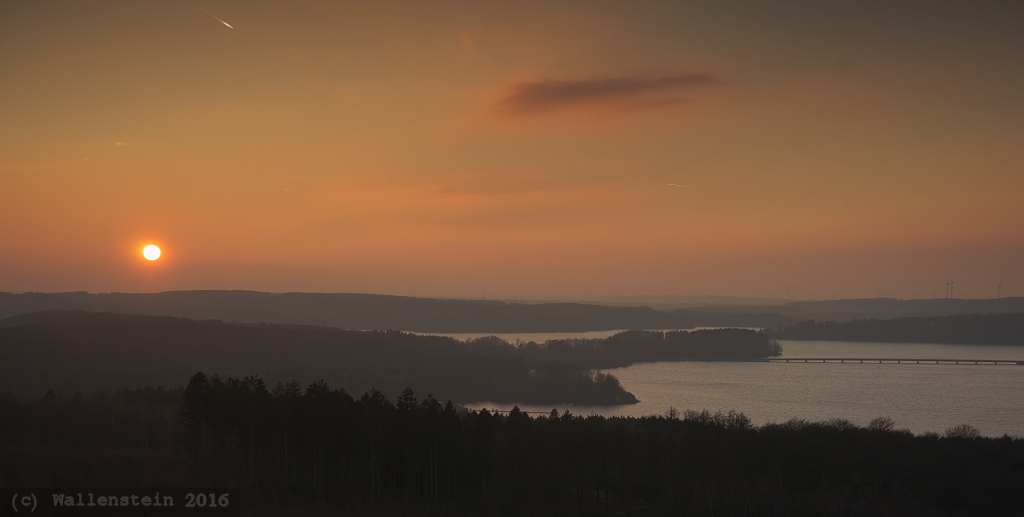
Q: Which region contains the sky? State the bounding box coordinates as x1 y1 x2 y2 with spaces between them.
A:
1 0 1023 300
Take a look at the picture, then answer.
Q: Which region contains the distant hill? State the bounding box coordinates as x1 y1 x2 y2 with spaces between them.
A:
508 294 787 310
0 291 795 332
684 297 1024 322
4 291 1017 333
783 297 1024 321
769 313 1024 346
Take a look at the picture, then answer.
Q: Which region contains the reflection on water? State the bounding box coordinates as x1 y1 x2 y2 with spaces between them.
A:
447 333 1024 437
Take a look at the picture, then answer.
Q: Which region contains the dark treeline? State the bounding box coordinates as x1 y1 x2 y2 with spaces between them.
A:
508 329 781 369
770 313 1024 346
2 377 1023 516
0 386 184 453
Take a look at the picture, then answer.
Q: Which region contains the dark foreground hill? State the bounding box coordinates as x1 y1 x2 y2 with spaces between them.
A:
770 313 1024 345
0 311 779 404
0 290 795 332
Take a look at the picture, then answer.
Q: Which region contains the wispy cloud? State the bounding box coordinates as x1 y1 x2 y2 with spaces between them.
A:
319 182 619 229
495 74 718 115
668 183 712 192
114 141 146 147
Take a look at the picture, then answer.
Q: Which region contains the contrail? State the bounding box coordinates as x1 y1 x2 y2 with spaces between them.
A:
200 7 233 28
189 1 233 29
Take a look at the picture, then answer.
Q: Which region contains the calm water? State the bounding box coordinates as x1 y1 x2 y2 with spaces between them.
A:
432 331 1024 437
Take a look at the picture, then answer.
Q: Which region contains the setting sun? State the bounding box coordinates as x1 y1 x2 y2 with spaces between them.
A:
1 3 1023 511
142 244 161 261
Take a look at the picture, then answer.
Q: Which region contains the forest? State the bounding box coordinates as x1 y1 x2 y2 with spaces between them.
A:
2 377 1022 516
510 329 781 369
0 311 778 405
770 313 1024 346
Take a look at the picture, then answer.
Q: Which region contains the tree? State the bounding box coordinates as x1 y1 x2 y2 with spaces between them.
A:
179 372 210 461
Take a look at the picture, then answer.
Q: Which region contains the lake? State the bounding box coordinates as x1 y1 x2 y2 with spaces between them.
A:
431 331 1024 437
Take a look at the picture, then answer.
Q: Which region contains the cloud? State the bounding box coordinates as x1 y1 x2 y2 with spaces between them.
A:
495 74 718 115
114 141 146 147
319 182 619 230
668 183 712 192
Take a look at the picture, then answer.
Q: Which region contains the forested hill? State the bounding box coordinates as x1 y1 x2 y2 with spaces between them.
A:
512 329 781 369
0 310 633 405
0 311 780 404
0 291 794 332
770 313 1024 345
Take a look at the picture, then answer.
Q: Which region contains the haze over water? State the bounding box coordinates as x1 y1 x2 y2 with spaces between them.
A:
449 333 1024 437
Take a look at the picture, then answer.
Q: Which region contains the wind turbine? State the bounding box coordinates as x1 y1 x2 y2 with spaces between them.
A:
949 280 956 299
997 282 1002 299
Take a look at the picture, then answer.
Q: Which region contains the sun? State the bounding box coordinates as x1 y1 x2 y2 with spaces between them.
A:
142 244 162 261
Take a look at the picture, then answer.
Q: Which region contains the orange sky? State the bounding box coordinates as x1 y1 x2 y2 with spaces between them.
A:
2 1 1022 299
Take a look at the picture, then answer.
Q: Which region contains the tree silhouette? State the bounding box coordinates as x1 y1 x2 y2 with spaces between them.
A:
5 375 1024 516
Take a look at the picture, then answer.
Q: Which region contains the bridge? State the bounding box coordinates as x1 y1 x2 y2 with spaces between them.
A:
767 357 1024 365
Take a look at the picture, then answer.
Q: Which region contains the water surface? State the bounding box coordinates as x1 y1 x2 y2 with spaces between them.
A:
443 332 1024 436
